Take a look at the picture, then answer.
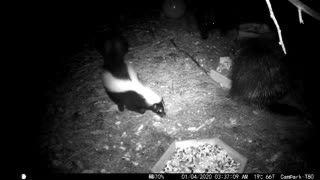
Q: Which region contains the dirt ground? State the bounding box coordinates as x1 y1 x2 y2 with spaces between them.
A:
38 10 319 174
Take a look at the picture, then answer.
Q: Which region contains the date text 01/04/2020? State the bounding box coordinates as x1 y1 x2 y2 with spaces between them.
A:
180 173 241 179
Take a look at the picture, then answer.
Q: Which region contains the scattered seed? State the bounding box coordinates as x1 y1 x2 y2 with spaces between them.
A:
136 143 143 151
121 132 127 137
188 127 197 131
103 145 109 150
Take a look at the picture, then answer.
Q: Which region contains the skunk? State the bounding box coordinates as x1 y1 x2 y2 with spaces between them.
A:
95 30 166 117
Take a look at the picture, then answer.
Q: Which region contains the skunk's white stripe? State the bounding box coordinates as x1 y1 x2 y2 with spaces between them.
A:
102 64 162 105
127 64 139 82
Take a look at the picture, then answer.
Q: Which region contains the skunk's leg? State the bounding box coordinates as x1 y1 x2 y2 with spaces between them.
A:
117 104 125 112
137 109 146 114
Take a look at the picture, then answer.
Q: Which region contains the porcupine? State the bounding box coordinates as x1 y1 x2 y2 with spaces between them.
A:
229 37 306 116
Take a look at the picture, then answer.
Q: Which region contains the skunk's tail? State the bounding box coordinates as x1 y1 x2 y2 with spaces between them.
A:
95 29 128 63
94 26 129 80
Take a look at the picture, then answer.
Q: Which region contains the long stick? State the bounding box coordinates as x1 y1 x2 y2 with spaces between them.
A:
288 0 320 21
265 0 287 54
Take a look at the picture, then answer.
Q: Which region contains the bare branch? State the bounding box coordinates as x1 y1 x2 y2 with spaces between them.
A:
298 8 304 24
265 0 287 54
288 0 320 21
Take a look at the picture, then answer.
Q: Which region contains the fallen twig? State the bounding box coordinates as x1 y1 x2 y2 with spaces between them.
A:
169 39 208 74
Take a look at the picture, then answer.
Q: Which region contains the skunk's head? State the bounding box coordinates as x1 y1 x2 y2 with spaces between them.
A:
151 98 166 117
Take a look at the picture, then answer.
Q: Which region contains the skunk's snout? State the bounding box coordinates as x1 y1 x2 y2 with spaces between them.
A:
158 111 166 117
153 103 166 117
